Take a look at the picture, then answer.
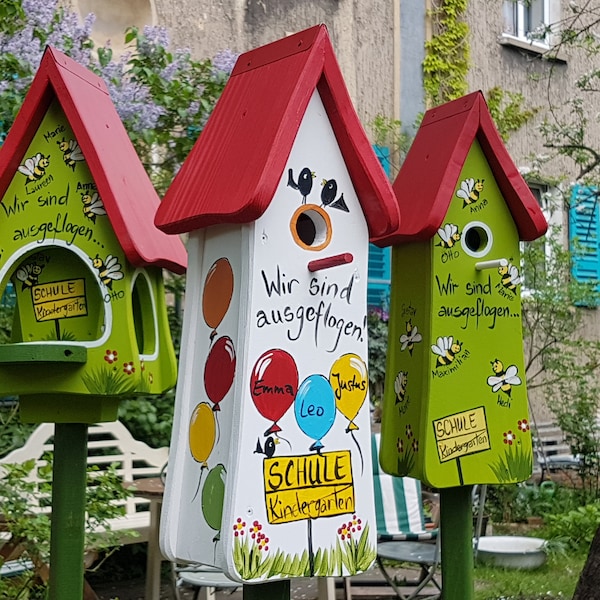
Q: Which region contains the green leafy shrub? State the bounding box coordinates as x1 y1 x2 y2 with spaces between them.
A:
0 454 135 596
544 503 600 552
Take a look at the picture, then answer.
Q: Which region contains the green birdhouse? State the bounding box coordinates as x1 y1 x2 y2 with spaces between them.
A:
377 92 547 488
0 47 186 423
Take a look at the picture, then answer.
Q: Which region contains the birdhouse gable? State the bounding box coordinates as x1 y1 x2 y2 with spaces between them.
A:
0 46 186 274
155 25 399 241
0 47 183 413
378 91 547 245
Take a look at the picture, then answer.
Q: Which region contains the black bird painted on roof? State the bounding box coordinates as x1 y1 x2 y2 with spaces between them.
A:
321 178 349 212
287 167 315 203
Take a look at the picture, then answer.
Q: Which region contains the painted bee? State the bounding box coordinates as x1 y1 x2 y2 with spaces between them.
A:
15 263 44 290
487 359 521 396
394 371 408 404
431 336 462 368
18 153 50 182
58 138 84 170
399 319 422 355
498 262 522 291
81 192 106 223
92 254 124 289
437 223 461 248
456 178 484 207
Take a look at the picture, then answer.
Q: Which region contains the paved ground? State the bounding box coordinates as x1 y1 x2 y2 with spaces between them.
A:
93 563 441 600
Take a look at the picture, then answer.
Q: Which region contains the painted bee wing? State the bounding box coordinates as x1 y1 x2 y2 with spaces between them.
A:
448 223 458 236
394 373 404 394
437 227 450 243
70 145 85 161
15 267 28 280
18 165 32 176
506 375 521 386
505 365 519 378
90 200 106 213
455 189 469 200
487 375 502 387
104 255 119 268
109 271 125 281
431 343 446 356
410 331 422 343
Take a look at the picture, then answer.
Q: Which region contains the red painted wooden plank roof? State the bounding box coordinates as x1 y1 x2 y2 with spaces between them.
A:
376 91 547 245
0 46 187 274
155 25 400 241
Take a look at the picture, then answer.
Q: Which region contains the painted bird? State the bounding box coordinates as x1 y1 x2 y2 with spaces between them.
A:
287 167 315 203
321 178 349 212
254 436 277 458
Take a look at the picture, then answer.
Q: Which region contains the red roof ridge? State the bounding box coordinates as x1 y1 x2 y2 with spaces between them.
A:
155 25 399 241
0 46 187 274
376 91 547 245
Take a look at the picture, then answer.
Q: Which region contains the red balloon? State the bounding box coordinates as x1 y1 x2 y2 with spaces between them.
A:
250 349 298 433
204 336 236 408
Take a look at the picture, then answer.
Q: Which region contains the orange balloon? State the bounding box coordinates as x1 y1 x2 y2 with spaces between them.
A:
202 258 234 332
189 402 216 466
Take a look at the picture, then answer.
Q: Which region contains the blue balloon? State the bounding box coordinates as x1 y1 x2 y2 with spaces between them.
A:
294 374 336 451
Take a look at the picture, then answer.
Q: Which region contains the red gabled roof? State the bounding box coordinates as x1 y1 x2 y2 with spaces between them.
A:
376 91 547 246
0 46 187 274
155 25 399 241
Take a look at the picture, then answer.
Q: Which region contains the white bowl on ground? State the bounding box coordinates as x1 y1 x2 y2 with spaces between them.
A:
475 536 547 569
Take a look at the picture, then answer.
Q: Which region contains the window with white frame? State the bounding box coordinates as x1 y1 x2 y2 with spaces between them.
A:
502 0 560 49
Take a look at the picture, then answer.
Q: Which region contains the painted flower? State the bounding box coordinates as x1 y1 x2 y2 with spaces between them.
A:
518 419 530 433
123 361 135 375
412 439 419 452
503 430 515 445
256 532 269 551
405 424 413 439
233 517 246 537
104 349 118 364
397 438 404 453
250 520 263 539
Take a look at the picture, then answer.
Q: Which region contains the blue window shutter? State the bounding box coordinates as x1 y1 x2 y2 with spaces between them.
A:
367 244 391 308
569 185 600 302
367 144 392 309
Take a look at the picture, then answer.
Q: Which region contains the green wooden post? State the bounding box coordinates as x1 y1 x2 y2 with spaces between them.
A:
440 485 474 600
49 422 88 600
243 580 291 600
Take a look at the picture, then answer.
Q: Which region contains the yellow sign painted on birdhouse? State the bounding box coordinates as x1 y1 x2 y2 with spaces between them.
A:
263 450 355 524
32 278 87 322
433 406 490 463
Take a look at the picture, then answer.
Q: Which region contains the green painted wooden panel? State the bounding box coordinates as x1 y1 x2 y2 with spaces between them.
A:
0 99 177 408
379 140 532 488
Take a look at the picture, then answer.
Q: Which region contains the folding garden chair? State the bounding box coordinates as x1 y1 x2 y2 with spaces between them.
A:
344 434 441 600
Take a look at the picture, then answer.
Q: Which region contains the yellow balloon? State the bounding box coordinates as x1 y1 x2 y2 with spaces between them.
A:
329 354 368 431
189 402 216 466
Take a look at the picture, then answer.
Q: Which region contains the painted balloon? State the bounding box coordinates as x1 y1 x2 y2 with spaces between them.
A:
329 353 368 431
250 349 298 434
202 463 226 532
189 402 216 466
202 258 234 337
204 336 236 409
294 374 336 451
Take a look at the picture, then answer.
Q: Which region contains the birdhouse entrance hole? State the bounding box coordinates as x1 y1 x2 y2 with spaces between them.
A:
131 271 157 357
0 246 105 363
461 221 493 258
290 205 332 251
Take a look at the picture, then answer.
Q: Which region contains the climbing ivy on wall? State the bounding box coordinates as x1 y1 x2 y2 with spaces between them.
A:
423 0 470 106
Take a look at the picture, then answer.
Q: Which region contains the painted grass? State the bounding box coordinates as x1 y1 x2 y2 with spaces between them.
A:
232 521 376 580
490 442 532 483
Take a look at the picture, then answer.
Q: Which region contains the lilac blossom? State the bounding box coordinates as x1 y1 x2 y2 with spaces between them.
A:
212 49 239 76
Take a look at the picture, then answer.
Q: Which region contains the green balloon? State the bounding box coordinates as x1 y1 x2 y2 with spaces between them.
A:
202 464 226 531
